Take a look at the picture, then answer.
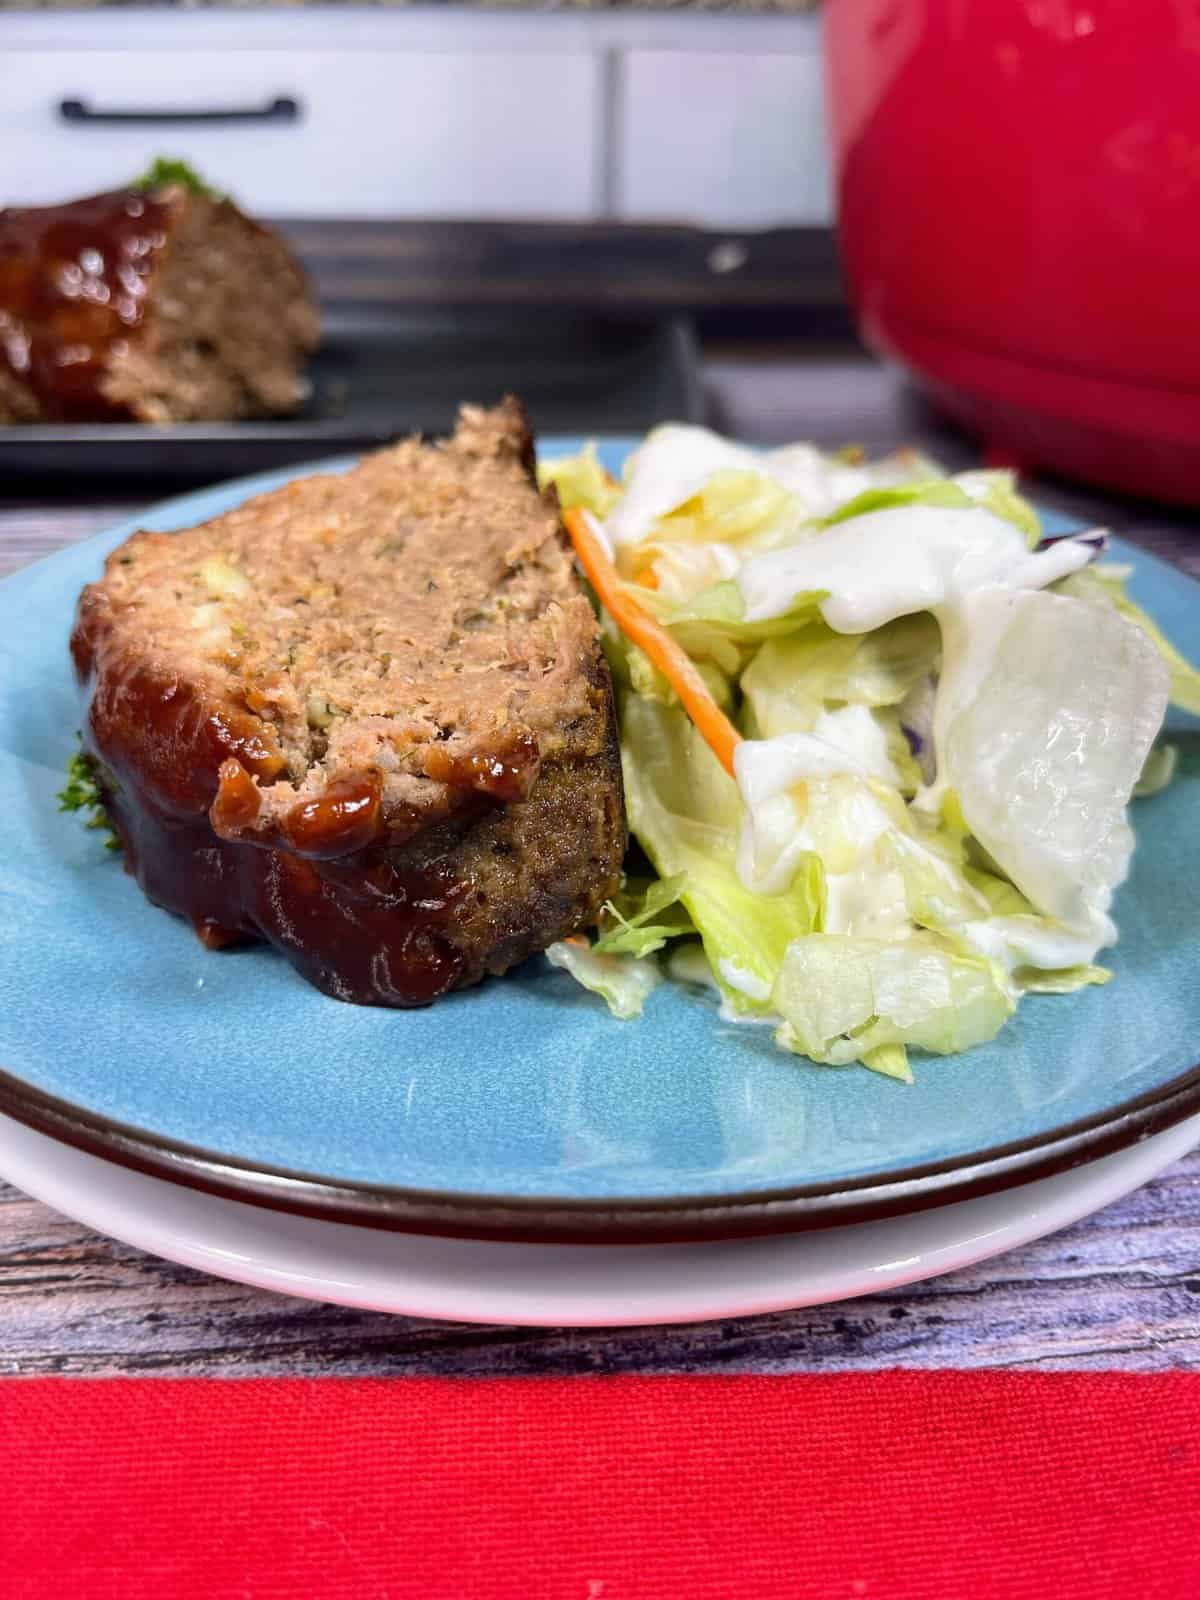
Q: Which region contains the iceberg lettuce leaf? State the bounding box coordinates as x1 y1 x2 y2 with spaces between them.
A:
545 938 661 1020
593 874 693 958
1056 565 1200 716
740 615 940 739
772 933 1014 1067
820 470 1041 545
621 695 824 1012
941 588 1169 930
537 443 622 518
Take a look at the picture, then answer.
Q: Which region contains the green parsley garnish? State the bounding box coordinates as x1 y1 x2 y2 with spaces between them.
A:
59 740 121 852
132 158 224 202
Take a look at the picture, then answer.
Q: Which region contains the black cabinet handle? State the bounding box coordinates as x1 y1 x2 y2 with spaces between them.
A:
58 95 302 126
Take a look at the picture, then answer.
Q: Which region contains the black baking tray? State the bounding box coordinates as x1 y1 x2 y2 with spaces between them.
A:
0 309 703 482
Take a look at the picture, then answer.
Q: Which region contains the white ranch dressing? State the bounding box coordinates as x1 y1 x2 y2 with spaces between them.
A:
667 944 781 1027
606 425 916 549
733 730 871 897
733 731 983 936
734 722 1117 969
957 911 1116 975
736 505 1096 632
717 958 774 1003
733 734 912 937
736 506 1099 823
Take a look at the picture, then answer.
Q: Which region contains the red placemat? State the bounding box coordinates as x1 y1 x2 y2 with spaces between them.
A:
2 1374 1197 1599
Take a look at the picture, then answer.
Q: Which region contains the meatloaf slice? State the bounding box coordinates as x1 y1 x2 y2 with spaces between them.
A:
71 397 626 1006
0 183 317 423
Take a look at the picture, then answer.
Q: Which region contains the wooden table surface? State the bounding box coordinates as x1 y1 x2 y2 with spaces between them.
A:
2 354 1197 1374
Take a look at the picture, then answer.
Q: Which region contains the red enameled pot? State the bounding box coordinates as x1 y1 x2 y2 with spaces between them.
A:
824 0 1200 504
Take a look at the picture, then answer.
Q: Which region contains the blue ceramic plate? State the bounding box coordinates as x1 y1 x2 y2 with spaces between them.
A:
1 440 1198 1243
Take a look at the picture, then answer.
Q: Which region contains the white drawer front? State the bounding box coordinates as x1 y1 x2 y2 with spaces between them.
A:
616 51 832 228
0 50 600 220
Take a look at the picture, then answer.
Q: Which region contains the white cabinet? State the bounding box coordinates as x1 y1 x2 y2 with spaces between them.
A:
0 13 830 226
616 51 832 228
0 48 601 220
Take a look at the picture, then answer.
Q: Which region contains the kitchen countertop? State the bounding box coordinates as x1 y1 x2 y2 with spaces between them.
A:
1 351 1197 1373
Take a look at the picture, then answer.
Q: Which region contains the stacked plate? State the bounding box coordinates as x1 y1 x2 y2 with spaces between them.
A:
2 441 1197 1327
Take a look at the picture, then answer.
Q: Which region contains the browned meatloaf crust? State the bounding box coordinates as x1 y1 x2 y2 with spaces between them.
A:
0 185 317 423
70 398 626 1006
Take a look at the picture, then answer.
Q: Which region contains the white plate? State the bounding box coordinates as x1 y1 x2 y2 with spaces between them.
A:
2 1108 1197 1327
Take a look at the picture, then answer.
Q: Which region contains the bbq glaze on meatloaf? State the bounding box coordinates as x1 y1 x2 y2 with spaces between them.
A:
71 398 626 1005
0 184 317 423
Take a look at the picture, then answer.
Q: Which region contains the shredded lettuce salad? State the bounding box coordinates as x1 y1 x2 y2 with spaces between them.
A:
537 428 1200 1082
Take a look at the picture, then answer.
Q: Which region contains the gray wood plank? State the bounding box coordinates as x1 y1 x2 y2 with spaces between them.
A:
1 1155 1197 1375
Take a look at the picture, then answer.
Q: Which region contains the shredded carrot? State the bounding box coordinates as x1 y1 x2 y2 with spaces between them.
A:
562 506 743 780
634 566 660 590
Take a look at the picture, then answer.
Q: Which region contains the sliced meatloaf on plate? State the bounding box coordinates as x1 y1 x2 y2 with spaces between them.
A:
70 397 626 1005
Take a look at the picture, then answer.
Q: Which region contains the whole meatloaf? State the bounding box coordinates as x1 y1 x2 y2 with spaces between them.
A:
71 398 626 1006
0 180 317 423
